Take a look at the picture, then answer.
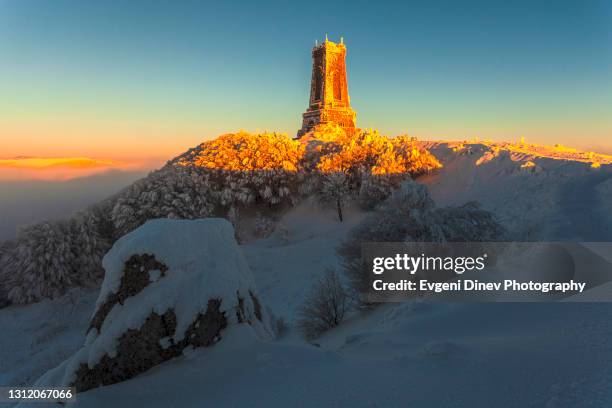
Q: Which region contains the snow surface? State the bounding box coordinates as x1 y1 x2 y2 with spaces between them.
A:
12 303 612 407
2 143 612 407
0 288 96 387
242 203 366 319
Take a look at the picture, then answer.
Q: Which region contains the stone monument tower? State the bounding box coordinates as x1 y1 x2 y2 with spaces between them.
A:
297 36 357 138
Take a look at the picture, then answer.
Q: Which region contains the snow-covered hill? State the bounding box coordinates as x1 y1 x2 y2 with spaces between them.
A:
2 140 612 407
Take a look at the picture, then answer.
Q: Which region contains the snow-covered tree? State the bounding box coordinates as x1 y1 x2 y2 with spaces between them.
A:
357 173 398 210
5 220 78 302
310 127 442 185
172 131 303 172
70 211 111 284
316 172 351 222
169 131 304 212
111 167 215 236
431 201 507 242
338 180 505 306
0 208 110 304
302 126 441 211
88 199 117 242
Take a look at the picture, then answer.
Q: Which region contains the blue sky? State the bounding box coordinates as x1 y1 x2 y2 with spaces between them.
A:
1 0 611 159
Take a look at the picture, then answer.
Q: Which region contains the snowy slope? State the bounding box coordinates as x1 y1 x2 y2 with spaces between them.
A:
242 202 366 320
7 294 611 407
0 288 97 387
419 141 612 241
65 303 612 408
3 205 611 407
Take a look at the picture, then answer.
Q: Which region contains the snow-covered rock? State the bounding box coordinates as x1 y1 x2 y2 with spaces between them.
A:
29 218 274 394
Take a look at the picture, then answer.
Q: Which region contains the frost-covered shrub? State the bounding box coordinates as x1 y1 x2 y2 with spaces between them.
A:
338 180 505 306
89 199 118 242
172 131 303 172
110 163 301 239
384 178 435 213
431 201 507 242
71 212 111 282
309 126 441 185
315 172 351 222
297 269 348 340
111 167 215 236
207 168 300 208
303 126 441 218
11 221 77 302
168 131 304 216
338 181 440 301
357 173 396 210
0 213 110 304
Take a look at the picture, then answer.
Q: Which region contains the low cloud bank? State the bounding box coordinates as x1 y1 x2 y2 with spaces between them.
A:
0 169 149 241
0 157 161 181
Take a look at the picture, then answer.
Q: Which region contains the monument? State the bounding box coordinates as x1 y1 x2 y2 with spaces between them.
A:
297 36 357 138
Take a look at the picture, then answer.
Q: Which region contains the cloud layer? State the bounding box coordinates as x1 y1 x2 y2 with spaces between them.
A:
0 157 160 180
0 169 148 241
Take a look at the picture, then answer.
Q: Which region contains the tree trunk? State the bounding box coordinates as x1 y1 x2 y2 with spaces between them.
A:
336 197 343 222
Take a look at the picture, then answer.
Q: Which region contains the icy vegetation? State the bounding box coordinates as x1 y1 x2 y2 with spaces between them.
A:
0 211 110 303
338 179 506 305
0 125 440 305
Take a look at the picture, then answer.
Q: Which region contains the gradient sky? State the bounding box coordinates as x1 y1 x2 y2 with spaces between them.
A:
1 0 611 164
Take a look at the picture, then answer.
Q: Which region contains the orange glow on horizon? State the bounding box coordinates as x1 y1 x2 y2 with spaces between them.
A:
0 156 163 181
0 157 119 170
